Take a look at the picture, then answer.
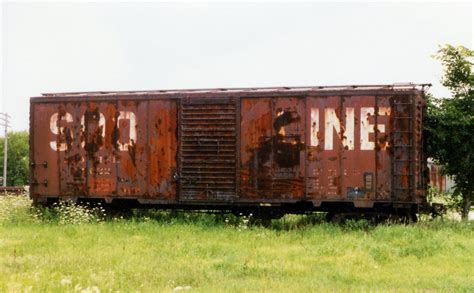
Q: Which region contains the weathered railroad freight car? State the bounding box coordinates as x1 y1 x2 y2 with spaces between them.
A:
30 84 430 220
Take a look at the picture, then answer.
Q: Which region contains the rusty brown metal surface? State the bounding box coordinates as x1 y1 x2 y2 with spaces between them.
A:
30 99 177 201
30 85 427 208
148 100 177 199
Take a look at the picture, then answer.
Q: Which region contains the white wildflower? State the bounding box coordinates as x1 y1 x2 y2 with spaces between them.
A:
60 277 72 286
173 285 192 292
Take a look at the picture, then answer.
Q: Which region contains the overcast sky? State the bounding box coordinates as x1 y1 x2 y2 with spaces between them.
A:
1 2 472 131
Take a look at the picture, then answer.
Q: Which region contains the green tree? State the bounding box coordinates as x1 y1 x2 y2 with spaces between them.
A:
0 131 29 186
426 44 474 220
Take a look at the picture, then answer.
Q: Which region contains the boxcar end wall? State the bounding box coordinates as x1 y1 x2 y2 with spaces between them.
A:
30 85 428 215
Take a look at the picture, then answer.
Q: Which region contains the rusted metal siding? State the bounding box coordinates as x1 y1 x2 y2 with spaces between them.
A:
375 96 392 200
30 99 177 201
30 85 427 207
306 95 343 200
240 98 272 198
147 99 177 199
272 98 306 198
240 97 305 199
31 103 61 196
239 93 424 204
304 95 388 203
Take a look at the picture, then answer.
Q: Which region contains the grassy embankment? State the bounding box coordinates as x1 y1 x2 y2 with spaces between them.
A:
0 195 473 292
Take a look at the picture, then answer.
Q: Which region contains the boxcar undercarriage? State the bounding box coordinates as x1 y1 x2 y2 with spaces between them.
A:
35 196 421 223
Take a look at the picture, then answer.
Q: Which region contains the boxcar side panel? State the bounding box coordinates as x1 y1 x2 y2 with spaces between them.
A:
306 96 342 200
147 99 177 199
31 86 427 211
375 96 392 200
31 99 179 201
31 103 61 197
114 100 147 197
306 95 397 203
92 102 120 197
60 102 88 197
240 97 306 200
272 97 306 199
340 95 378 202
240 98 273 198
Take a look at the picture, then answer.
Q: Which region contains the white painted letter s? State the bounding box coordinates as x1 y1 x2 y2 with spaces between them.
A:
49 112 73 151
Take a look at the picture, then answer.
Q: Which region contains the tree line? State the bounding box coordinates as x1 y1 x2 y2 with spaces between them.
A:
0 131 29 186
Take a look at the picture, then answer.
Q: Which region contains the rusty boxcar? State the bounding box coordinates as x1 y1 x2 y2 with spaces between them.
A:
30 84 429 220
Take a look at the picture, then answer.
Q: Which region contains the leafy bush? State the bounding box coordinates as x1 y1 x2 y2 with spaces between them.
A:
427 185 463 212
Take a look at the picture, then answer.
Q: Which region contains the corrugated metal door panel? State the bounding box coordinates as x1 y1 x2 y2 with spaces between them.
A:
178 97 238 201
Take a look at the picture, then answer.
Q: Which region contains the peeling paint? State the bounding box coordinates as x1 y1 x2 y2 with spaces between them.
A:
31 87 427 208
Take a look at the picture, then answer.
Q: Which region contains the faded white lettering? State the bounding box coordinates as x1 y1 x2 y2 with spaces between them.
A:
360 107 390 150
117 111 137 151
310 108 319 146
49 112 73 151
343 107 354 150
49 111 137 152
324 108 341 150
80 113 106 148
310 106 389 150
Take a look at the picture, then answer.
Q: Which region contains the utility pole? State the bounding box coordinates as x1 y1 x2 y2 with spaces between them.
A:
0 113 10 187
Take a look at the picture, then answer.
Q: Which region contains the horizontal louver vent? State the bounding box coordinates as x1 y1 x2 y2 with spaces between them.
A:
179 99 237 200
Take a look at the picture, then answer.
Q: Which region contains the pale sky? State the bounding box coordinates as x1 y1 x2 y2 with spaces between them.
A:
1 1 472 131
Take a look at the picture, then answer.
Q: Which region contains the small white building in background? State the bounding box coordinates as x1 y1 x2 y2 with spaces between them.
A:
427 158 456 193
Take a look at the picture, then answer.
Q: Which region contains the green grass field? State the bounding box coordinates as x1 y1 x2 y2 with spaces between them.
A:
1 195 473 292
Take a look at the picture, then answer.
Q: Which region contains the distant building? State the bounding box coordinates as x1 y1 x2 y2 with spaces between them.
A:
427 159 455 192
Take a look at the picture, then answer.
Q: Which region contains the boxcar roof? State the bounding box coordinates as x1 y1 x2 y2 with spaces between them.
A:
31 83 431 102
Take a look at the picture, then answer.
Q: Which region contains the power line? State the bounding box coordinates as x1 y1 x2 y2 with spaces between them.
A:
0 112 10 187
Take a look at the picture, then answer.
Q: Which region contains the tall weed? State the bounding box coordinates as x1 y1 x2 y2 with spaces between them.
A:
0 194 40 225
0 194 106 225
50 200 106 225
